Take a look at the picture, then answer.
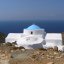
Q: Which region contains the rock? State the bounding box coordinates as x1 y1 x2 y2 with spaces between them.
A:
47 55 51 59
15 45 18 47
0 50 1 52
50 56 54 59
12 47 19 50
47 62 54 64
11 55 14 58
54 52 58 55
21 49 25 51
31 54 36 59
5 56 8 59
33 51 40 55
62 46 64 51
59 53 64 58
41 56 44 59
47 55 49 57
41 53 44 56
48 56 54 59
56 56 61 59
36 51 40 54
1 54 5 57
48 48 53 50
61 53 64 57
54 46 58 51
11 50 14 53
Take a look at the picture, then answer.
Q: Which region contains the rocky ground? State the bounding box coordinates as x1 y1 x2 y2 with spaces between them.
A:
0 44 64 64
0 33 64 64
9 48 64 64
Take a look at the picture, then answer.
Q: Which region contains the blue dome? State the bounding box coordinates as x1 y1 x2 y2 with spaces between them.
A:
26 24 41 30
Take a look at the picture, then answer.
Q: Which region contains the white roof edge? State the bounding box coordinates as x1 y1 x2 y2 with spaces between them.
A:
45 33 62 40
6 33 23 39
7 33 22 34
46 33 61 34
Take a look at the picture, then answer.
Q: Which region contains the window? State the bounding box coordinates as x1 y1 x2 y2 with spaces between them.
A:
31 31 33 34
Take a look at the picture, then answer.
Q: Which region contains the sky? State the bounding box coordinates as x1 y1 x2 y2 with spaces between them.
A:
0 0 64 21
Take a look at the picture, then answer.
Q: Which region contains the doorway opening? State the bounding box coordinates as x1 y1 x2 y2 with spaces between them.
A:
31 31 33 34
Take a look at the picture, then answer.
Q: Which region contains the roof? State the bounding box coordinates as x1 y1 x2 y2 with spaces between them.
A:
26 24 41 30
45 33 62 40
6 33 23 39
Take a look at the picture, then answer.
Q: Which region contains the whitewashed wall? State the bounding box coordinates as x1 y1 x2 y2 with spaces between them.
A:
43 40 62 49
5 38 17 43
23 29 46 38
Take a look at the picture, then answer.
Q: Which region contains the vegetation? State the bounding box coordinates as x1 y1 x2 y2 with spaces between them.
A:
5 42 13 46
0 32 6 43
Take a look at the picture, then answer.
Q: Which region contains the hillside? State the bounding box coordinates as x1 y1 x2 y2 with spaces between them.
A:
0 45 64 64
0 32 64 64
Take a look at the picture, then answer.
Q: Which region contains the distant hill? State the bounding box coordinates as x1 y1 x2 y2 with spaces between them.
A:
0 32 6 43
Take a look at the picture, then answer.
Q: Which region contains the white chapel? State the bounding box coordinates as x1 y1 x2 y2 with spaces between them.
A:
5 24 64 51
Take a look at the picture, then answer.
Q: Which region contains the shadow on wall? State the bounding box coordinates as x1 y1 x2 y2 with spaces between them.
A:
28 40 46 49
28 43 43 49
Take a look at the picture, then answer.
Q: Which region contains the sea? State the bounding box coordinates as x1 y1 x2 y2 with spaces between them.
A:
0 20 64 35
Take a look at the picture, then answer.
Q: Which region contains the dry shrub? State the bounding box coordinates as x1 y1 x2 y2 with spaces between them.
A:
31 54 36 59
5 42 12 46
11 46 25 50
38 48 47 51
18 46 25 50
47 48 53 51
12 41 17 46
12 47 19 50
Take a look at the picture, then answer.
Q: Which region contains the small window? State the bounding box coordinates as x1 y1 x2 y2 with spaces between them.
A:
31 31 33 34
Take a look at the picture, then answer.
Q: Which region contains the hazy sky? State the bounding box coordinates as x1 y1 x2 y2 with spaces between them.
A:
0 0 64 21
